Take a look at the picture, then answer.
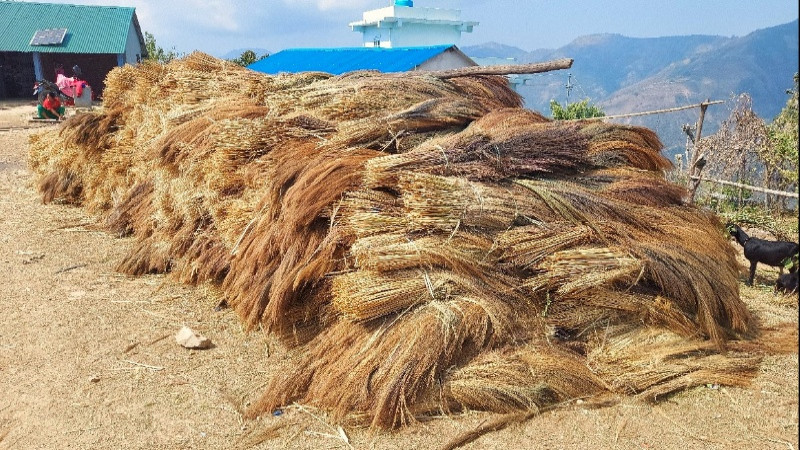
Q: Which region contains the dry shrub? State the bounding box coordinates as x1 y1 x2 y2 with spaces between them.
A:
27 52 783 429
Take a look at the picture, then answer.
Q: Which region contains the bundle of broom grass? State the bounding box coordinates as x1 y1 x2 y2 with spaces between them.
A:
28 52 793 429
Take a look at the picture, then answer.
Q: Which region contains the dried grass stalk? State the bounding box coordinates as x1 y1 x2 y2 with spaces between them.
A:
26 51 773 430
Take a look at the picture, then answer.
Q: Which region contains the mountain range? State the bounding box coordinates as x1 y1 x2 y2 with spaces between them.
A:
222 21 797 159
463 19 799 157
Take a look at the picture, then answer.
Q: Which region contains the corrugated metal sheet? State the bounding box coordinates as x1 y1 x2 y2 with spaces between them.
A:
247 45 455 75
0 2 135 54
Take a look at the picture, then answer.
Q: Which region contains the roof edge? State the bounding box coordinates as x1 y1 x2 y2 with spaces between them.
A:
443 45 478 67
271 44 455 54
10 1 136 11
131 12 148 58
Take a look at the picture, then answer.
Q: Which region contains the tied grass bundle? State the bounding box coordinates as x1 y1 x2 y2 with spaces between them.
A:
28 52 785 429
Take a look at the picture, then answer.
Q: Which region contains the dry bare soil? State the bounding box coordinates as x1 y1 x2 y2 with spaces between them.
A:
1 103 798 449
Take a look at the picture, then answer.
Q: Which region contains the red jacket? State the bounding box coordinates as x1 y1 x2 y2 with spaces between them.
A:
43 96 61 110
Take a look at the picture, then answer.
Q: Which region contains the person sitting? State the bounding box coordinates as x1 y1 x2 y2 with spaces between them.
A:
38 92 66 120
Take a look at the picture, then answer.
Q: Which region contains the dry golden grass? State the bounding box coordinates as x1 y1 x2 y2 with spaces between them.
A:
25 52 796 430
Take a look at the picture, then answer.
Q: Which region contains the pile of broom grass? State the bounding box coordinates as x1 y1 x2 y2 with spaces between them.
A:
28 52 791 428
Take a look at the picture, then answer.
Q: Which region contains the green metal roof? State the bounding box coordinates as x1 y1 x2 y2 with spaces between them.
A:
0 1 140 54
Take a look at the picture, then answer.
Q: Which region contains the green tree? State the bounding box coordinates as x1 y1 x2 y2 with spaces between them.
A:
229 50 269 67
549 98 605 120
144 31 179 64
765 72 799 192
700 79 798 211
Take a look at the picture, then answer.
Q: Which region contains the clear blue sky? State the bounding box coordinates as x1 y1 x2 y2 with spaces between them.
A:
22 0 799 56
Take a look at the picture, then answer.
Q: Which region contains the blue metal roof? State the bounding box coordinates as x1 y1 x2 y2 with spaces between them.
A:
247 45 454 75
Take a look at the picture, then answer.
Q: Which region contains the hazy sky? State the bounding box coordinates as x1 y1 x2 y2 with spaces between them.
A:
23 0 800 56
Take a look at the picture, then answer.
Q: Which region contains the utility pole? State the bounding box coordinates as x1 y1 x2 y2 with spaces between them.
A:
565 73 574 98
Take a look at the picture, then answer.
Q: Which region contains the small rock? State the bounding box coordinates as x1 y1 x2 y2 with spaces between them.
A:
89 375 101 383
175 326 212 349
214 299 228 312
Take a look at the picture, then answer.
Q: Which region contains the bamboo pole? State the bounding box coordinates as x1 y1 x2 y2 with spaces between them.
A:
691 102 710 168
690 176 799 199
428 58 574 79
577 100 725 121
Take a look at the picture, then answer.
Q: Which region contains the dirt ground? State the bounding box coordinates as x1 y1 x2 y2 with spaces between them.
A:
1 102 798 449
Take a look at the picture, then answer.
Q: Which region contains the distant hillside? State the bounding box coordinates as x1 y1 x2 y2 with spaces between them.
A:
461 41 532 60
463 20 799 156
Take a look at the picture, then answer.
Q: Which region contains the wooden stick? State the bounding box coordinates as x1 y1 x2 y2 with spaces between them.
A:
122 342 140 354
0 127 19 132
1 124 55 132
27 118 60 123
578 100 725 121
147 333 171 345
440 412 537 450
429 58 574 79
688 100 712 203
440 395 619 450
690 176 799 199
53 263 87 275
123 360 164 371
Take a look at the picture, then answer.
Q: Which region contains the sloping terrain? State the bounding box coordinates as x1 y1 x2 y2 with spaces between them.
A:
0 99 798 450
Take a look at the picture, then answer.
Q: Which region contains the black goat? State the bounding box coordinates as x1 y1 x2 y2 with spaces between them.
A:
727 223 799 286
776 271 799 295
776 254 799 295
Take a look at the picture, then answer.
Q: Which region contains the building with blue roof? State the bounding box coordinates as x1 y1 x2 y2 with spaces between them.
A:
247 45 476 76
248 1 479 77
349 0 477 49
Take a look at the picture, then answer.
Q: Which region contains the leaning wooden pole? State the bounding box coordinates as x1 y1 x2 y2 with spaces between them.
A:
428 58 574 79
579 100 725 121
688 100 712 204
690 176 800 199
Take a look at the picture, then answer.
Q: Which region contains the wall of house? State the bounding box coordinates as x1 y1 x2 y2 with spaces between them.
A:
0 52 37 98
362 6 462 25
417 49 477 71
361 23 463 48
40 53 118 99
355 5 473 48
1 52 122 99
391 23 462 48
123 22 144 64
